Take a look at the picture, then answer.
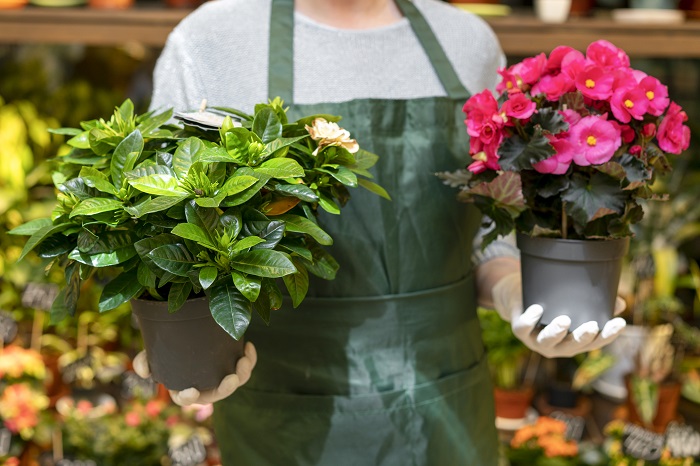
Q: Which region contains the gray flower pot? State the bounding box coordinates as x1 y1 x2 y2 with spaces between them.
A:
516 233 630 330
131 297 245 392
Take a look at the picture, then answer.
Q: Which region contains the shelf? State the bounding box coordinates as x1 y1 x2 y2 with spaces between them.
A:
1 7 700 58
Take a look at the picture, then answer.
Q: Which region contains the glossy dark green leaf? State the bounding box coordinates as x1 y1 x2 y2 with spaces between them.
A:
197 145 239 163
562 172 627 226
248 220 285 250
232 236 266 253
303 243 339 280
221 168 270 207
79 167 119 196
261 135 308 158
98 270 144 312
111 130 144 188
64 263 81 315
321 166 358 187
171 223 216 249
274 183 319 202
318 193 341 215
18 223 71 262
216 175 259 199
134 233 180 271
231 271 261 302
124 194 190 218
184 201 218 240
137 261 158 289
50 288 72 324
125 164 175 180
252 107 282 144
282 258 309 308
68 246 137 267
76 228 99 253
199 267 218 290
219 209 243 238
499 130 554 171
209 281 252 340
59 178 100 200
278 240 313 262
36 235 73 258
168 281 193 313
277 214 333 245
230 249 296 278
148 243 196 277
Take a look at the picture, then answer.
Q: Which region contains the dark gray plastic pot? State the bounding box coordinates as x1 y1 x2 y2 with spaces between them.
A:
131 297 245 392
516 233 630 329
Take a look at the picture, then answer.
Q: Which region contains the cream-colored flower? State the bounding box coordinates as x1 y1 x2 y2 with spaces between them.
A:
305 118 359 156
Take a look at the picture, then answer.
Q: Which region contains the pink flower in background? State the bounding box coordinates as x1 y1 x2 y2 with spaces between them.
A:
546 46 579 73
534 137 574 175
463 89 499 116
658 102 691 154
639 76 669 116
502 92 536 120
586 40 630 69
611 68 637 91
610 86 649 123
570 116 622 166
532 73 574 101
125 411 142 427
575 65 614 100
618 124 636 144
560 109 582 127
511 53 547 86
560 50 586 79
496 68 520 94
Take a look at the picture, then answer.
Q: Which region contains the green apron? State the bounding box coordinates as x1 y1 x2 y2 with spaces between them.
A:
214 1 499 464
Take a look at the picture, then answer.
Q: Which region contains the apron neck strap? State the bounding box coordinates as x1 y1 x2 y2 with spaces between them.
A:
268 0 470 103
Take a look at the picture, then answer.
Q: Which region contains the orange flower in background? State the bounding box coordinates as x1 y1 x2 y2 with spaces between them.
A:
0 345 46 381
510 416 578 459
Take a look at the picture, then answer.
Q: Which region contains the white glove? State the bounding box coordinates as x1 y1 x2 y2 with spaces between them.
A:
133 341 257 406
492 273 627 358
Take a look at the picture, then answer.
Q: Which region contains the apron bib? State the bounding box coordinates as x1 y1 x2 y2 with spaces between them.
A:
214 1 499 464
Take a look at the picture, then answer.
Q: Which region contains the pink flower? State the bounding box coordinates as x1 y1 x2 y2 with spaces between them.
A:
546 46 579 73
657 102 691 154
532 73 574 101
570 116 622 166
502 92 536 120
642 123 657 139
586 40 630 69
534 137 574 175
619 124 635 144
611 68 637 91
639 76 669 116
511 53 547 86
463 89 499 116
610 86 649 123
467 144 501 174
560 109 582 127
145 400 164 418
496 68 520 94
560 51 586 79
630 145 643 156
576 65 614 100
125 411 141 427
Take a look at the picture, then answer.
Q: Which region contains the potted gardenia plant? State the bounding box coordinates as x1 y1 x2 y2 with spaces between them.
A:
10 98 388 391
439 39 691 329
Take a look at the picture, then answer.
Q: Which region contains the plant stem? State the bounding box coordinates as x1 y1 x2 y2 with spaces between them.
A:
562 202 568 239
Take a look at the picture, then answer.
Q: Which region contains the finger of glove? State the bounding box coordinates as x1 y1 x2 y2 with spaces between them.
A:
133 351 150 379
546 321 600 358
244 341 258 369
492 274 522 323
614 296 627 316
169 387 201 407
512 304 544 341
579 317 627 353
535 315 572 348
195 373 242 404
236 354 255 386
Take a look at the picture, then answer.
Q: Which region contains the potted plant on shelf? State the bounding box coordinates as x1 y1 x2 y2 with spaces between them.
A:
10 98 389 391
478 307 534 422
439 39 691 329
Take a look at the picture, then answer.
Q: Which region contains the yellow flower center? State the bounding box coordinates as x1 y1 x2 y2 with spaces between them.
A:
646 90 655 100
587 135 597 146
624 99 634 109
473 152 487 162
585 79 595 89
506 81 513 89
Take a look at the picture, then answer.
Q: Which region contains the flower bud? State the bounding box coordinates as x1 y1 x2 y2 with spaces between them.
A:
629 145 643 156
642 123 657 139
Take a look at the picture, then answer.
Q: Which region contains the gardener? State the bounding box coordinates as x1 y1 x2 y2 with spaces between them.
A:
137 0 627 464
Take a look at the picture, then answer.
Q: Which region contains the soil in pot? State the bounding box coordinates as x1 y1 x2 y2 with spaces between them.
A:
131 297 245 392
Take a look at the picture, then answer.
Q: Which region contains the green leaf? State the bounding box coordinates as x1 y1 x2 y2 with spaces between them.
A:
36 235 73 258
278 241 313 262
134 234 180 272
255 158 305 179
261 135 308 158
216 175 259 199
277 214 333 245
320 166 358 187
137 262 158 289
136 108 172 136
282 258 309 308
185 201 219 238
231 271 262 302
66 131 90 149
351 149 379 170
171 223 216 249
79 167 119 196
59 178 99 200
69 198 124 218
111 130 144 188
303 243 339 280
148 243 196 277
199 267 218 290
128 174 188 196
173 137 204 180
274 183 319 202
562 172 626 226
463 171 526 219
77 228 99 252
230 249 296 278
9 218 52 236
168 281 193 313
209 281 252 340
68 246 137 267
530 107 569 134
232 236 266 253
357 178 391 200
18 223 71 261
49 127 82 136
197 145 240 163
49 288 72 324
252 107 282 143
125 164 175 180
221 168 270 207
498 130 555 171
124 195 190 218
318 193 341 215
98 270 144 312
118 99 134 122
242 217 285 250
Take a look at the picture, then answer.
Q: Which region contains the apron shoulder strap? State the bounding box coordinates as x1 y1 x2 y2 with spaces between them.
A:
268 0 470 102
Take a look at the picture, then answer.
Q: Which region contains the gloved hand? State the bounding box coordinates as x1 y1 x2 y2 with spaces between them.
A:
492 273 627 358
133 341 257 406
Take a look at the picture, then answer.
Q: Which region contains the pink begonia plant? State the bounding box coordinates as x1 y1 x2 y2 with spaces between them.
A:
440 40 691 247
